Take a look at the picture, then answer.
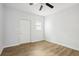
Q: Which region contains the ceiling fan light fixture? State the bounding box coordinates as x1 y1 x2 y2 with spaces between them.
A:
29 3 54 11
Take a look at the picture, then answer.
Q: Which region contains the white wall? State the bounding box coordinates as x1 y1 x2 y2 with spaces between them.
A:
4 6 44 48
31 15 44 42
0 4 3 54
45 4 79 51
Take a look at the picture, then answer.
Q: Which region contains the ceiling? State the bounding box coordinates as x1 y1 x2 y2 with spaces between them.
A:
5 3 77 16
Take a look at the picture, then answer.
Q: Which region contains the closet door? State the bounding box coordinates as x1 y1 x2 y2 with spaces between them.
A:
19 19 30 44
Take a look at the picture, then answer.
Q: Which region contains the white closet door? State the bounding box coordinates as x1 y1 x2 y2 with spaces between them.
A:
19 19 30 43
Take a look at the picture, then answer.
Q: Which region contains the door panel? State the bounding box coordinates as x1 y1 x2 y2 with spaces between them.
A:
19 19 30 43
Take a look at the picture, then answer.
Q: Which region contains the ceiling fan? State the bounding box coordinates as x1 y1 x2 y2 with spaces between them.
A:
29 3 54 11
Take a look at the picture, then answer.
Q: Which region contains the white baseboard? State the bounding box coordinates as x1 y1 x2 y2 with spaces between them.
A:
3 40 44 48
31 39 44 42
47 40 79 51
4 43 22 48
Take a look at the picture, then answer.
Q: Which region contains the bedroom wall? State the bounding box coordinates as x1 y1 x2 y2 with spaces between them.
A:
0 4 3 54
45 4 79 51
4 5 44 48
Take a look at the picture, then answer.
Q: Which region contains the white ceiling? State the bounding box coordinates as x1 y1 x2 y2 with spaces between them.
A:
5 3 77 16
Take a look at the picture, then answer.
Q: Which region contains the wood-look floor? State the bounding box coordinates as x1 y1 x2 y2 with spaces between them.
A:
1 40 79 56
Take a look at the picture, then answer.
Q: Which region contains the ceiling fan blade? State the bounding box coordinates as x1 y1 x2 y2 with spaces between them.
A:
46 3 54 8
39 5 43 11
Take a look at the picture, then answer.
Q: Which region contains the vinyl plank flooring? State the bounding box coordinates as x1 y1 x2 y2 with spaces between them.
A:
1 40 79 56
